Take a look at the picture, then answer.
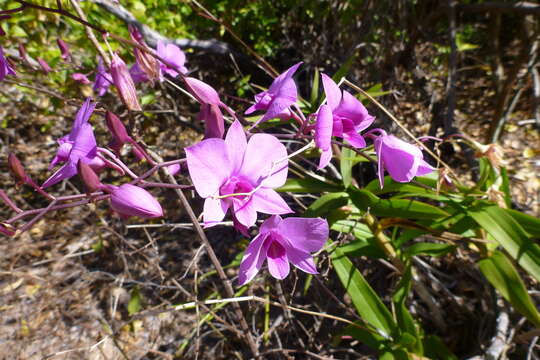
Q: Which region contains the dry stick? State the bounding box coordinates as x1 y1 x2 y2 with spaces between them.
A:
69 0 111 67
148 152 259 358
344 79 459 180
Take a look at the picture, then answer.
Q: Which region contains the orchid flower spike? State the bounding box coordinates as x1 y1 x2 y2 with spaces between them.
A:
157 40 188 79
374 130 434 188
238 215 328 284
109 184 163 219
315 74 375 169
93 57 112 96
186 120 292 231
42 98 107 188
185 77 224 139
0 47 16 81
110 52 142 111
245 62 302 127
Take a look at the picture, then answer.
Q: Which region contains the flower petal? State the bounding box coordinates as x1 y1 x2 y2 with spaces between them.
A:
285 246 318 274
238 232 269 285
260 215 282 234
416 159 435 176
185 77 220 105
203 197 228 225
321 73 342 111
266 241 290 280
380 135 421 183
267 62 302 95
251 188 292 215
318 148 333 169
334 90 374 132
42 162 77 188
225 120 247 173
185 139 231 198
343 131 366 148
279 217 328 252
69 98 95 142
315 105 333 152
241 134 288 188
233 198 257 228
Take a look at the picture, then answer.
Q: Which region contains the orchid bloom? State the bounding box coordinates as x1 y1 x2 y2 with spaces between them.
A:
42 98 106 188
93 58 112 96
315 74 375 169
238 215 328 284
72 73 91 84
374 130 434 188
185 120 292 230
157 40 188 79
245 62 302 127
185 77 224 139
109 184 163 218
0 46 16 81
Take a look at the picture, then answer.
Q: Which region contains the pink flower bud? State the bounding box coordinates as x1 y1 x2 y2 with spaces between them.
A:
77 160 103 193
8 153 28 185
110 53 142 111
37 57 52 74
56 38 71 62
18 43 29 64
110 184 163 218
105 111 131 146
72 72 91 84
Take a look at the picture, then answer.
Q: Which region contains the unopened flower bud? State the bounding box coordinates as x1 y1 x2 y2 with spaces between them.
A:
0 46 16 81
18 43 29 64
72 72 91 84
110 184 163 218
77 160 103 193
37 57 52 74
8 152 28 185
0 223 15 237
185 77 220 105
110 53 142 111
57 38 71 62
105 111 131 150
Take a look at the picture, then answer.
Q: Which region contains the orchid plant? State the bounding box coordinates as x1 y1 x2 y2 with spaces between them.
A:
1 3 539 359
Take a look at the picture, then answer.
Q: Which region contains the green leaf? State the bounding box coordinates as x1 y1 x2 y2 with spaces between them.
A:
304 192 349 218
277 177 343 193
469 205 540 282
310 67 320 105
330 247 397 338
349 188 449 220
392 265 423 354
423 335 458 360
341 147 354 187
403 243 456 258
341 322 388 349
128 287 142 316
505 208 540 238
479 251 540 327
338 238 387 259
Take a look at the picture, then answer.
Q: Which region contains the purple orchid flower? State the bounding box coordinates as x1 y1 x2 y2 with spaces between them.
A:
109 184 163 219
42 98 106 188
245 62 302 127
129 63 149 84
374 130 434 188
238 215 328 284
315 74 375 169
0 46 16 81
93 58 112 96
157 40 188 79
185 120 292 230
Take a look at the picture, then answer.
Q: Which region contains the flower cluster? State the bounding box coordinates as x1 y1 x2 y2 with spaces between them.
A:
1 33 436 286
